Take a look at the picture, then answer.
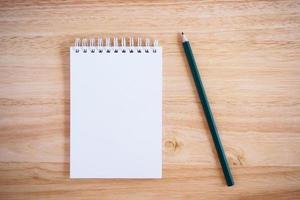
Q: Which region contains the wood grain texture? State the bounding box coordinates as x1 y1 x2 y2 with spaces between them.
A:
0 0 300 199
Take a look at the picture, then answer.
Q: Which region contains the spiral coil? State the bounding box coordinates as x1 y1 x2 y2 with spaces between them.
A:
74 36 159 53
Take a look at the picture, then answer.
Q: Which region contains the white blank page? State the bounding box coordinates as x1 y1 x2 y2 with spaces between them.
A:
70 47 162 178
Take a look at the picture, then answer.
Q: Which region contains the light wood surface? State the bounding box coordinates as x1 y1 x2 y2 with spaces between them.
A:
1 0 300 199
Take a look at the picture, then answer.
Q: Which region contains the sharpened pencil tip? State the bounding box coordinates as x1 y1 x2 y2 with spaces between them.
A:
181 32 188 43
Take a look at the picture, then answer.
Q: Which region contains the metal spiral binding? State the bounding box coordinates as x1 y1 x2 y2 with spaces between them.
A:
74 36 159 53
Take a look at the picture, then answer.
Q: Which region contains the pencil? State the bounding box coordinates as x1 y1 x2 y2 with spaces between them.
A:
181 32 234 186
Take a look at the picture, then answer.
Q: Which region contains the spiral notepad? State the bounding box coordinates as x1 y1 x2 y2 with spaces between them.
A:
70 36 162 178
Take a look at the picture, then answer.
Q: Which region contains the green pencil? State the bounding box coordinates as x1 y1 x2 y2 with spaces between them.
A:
181 32 234 186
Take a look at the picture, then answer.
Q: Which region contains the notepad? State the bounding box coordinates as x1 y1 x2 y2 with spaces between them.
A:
70 36 162 178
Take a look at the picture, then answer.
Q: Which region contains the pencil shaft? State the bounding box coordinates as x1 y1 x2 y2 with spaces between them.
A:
183 41 234 186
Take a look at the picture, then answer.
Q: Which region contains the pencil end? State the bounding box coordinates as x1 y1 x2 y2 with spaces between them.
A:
227 181 234 187
226 175 235 187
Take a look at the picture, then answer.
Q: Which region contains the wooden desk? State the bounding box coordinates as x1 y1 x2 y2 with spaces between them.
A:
0 1 299 199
